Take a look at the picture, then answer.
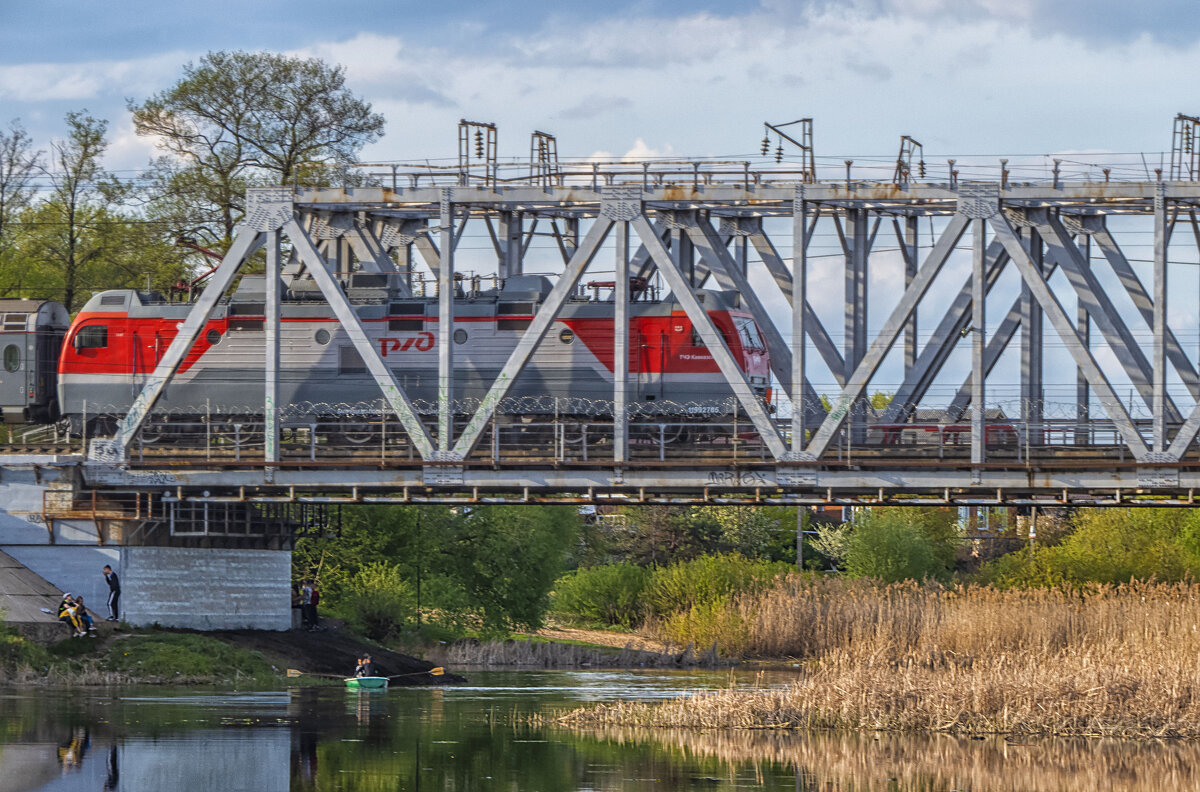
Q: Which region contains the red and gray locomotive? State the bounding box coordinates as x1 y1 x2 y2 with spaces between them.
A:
51 273 771 436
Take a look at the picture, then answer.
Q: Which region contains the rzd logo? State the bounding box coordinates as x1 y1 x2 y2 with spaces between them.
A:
378 333 435 356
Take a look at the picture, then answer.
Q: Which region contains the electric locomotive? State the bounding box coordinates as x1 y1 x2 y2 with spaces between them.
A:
57 273 771 435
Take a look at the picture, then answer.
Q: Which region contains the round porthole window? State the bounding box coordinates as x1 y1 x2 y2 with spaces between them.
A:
453 328 468 345
315 329 331 345
2 345 18 372
205 329 221 345
559 328 575 345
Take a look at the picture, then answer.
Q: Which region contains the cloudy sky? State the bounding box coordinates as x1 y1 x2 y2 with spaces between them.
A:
3 0 1198 403
3 0 1198 171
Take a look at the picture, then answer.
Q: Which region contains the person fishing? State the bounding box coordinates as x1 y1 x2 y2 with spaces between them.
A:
354 655 377 678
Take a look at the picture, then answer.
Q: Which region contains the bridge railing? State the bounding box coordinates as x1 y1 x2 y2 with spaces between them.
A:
103 412 1153 467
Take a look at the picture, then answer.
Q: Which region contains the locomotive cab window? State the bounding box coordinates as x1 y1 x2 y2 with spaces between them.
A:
2 344 18 371
74 325 108 350
736 318 765 351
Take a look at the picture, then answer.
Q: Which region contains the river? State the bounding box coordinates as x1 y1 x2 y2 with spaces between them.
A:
1 669 1196 791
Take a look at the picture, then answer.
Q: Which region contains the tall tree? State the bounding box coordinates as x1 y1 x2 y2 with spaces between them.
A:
41 112 116 310
0 120 40 256
130 51 385 247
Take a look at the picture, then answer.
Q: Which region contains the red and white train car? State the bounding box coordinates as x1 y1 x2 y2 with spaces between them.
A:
57 274 771 432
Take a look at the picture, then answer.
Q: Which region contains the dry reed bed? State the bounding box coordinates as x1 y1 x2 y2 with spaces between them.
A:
423 637 723 668
562 727 1200 791
564 580 1200 736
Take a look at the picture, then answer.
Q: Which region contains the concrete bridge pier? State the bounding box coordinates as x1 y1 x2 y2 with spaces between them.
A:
0 459 292 631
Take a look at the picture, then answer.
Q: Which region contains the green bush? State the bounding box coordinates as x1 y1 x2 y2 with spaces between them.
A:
843 510 944 582
337 562 416 640
0 617 49 673
657 598 750 656
979 508 1200 587
644 554 788 619
551 563 650 627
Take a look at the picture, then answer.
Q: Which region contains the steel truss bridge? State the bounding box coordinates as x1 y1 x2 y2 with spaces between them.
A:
40 162 1200 510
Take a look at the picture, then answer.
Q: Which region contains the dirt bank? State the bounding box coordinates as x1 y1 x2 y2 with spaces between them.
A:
212 626 466 685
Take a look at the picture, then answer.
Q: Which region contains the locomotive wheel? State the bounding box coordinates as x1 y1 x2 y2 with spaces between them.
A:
337 419 380 446
138 415 169 444
213 418 263 448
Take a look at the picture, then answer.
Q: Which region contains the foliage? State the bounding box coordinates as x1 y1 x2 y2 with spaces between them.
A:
0 616 49 673
551 563 650 628
657 598 750 655
103 633 274 678
0 112 189 307
295 504 582 637
843 508 953 582
810 523 849 567
643 553 789 619
0 120 39 254
978 508 1200 587
130 50 385 246
338 562 417 640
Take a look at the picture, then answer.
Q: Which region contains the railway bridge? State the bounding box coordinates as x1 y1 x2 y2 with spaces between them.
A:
7 150 1200 628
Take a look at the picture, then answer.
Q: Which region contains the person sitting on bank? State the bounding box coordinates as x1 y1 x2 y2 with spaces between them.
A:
74 596 96 633
57 594 85 637
354 655 376 678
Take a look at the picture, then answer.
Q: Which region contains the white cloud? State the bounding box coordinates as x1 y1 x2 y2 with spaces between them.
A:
0 51 191 102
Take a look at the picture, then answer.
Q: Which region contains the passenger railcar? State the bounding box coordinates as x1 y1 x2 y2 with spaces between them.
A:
57 274 771 434
0 299 70 423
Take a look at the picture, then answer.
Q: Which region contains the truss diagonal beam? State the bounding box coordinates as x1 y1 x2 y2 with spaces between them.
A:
1089 221 1198 397
288 220 435 459
632 214 786 459
688 217 792 394
108 229 265 458
684 216 824 415
451 217 614 458
989 213 1150 458
746 227 846 383
805 213 970 460
346 223 398 277
1038 213 1179 422
950 254 1063 415
882 240 1008 421
632 219 669 282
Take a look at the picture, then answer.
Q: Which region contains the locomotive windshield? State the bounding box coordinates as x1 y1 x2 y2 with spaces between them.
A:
735 317 765 351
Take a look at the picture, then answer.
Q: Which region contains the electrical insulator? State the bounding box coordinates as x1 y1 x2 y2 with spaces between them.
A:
918 160 926 178
775 143 784 163
475 130 484 157
760 135 769 156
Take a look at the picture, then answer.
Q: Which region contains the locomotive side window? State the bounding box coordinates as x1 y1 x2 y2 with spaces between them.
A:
2 344 18 371
497 302 533 331
74 325 108 350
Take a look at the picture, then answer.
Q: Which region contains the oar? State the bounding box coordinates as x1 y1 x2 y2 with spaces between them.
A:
388 667 444 679
286 669 347 679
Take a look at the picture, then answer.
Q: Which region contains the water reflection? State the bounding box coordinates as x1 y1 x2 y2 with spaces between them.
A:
0 672 1195 791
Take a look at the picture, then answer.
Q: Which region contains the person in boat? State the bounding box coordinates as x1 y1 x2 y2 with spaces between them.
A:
354 655 377 678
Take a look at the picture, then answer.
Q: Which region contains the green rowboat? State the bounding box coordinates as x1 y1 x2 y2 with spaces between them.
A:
345 676 389 690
